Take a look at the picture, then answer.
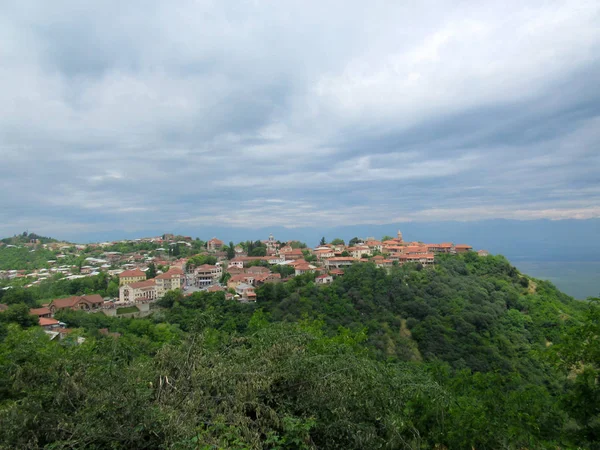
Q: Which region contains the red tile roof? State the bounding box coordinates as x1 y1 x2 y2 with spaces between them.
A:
119 268 146 278
39 317 59 327
50 295 103 309
30 307 51 316
126 279 156 289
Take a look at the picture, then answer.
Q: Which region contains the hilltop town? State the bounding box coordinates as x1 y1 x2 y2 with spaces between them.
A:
0 231 486 332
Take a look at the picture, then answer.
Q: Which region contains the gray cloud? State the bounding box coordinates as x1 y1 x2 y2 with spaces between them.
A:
0 0 599 239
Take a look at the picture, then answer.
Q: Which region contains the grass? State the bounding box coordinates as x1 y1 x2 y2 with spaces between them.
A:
116 306 139 315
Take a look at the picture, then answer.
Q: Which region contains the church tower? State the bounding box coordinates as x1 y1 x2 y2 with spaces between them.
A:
397 230 403 243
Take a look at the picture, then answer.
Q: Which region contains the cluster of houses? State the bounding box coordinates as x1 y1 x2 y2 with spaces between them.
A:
1 231 486 324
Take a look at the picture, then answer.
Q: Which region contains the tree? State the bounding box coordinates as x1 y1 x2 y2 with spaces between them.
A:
331 238 345 246
349 237 361 246
226 242 235 260
0 303 38 327
320 237 326 246
553 298 600 445
382 235 394 242
146 262 157 279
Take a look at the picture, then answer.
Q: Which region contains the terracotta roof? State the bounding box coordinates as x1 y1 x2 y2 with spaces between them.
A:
400 253 435 260
119 268 146 278
30 307 51 316
50 294 103 309
295 264 314 271
229 274 252 282
455 244 473 249
207 285 225 292
126 279 156 289
39 317 59 327
156 268 186 279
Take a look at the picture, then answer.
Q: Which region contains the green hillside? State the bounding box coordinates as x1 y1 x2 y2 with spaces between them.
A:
0 254 598 449
0 232 60 246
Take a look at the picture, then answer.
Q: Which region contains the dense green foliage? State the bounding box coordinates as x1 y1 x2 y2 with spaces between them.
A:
0 232 59 245
0 253 597 449
0 273 116 306
0 246 58 270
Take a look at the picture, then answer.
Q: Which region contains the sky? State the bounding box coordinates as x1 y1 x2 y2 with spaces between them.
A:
1 0 599 240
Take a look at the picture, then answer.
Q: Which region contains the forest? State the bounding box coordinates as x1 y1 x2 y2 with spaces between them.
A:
0 253 599 449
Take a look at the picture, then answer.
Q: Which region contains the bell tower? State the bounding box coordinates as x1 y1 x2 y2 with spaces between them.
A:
397 230 403 243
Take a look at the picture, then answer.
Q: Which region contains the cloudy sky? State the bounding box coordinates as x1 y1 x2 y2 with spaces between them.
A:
1 0 599 239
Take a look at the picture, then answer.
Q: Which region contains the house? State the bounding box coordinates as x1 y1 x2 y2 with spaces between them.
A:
227 274 255 290
118 268 146 286
329 269 344 277
477 250 490 257
455 244 473 253
402 246 429 255
314 249 335 260
245 266 270 275
235 283 256 302
364 240 383 253
207 285 225 293
155 267 186 297
348 245 371 259
284 249 305 261
119 279 157 303
426 243 454 254
398 253 435 267
372 256 394 268
39 317 61 330
315 274 333 285
30 307 52 318
253 272 281 285
207 238 224 252
325 257 357 269
48 294 104 314
279 245 293 255
194 264 222 286
295 263 316 276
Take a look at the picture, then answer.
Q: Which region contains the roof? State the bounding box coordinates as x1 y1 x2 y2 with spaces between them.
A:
30 307 51 316
39 317 59 327
400 253 435 260
195 264 218 272
155 268 186 279
119 268 146 278
207 285 225 292
126 279 156 289
208 238 224 244
50 294 104 309
455 244 473 249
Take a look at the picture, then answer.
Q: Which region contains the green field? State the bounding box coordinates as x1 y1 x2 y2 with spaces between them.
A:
116 306 139 314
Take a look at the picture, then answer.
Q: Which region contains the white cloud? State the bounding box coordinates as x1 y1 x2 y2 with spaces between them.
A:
0 0 598 238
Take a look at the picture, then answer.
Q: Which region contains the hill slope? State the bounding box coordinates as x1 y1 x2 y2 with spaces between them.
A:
0 254 597 449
